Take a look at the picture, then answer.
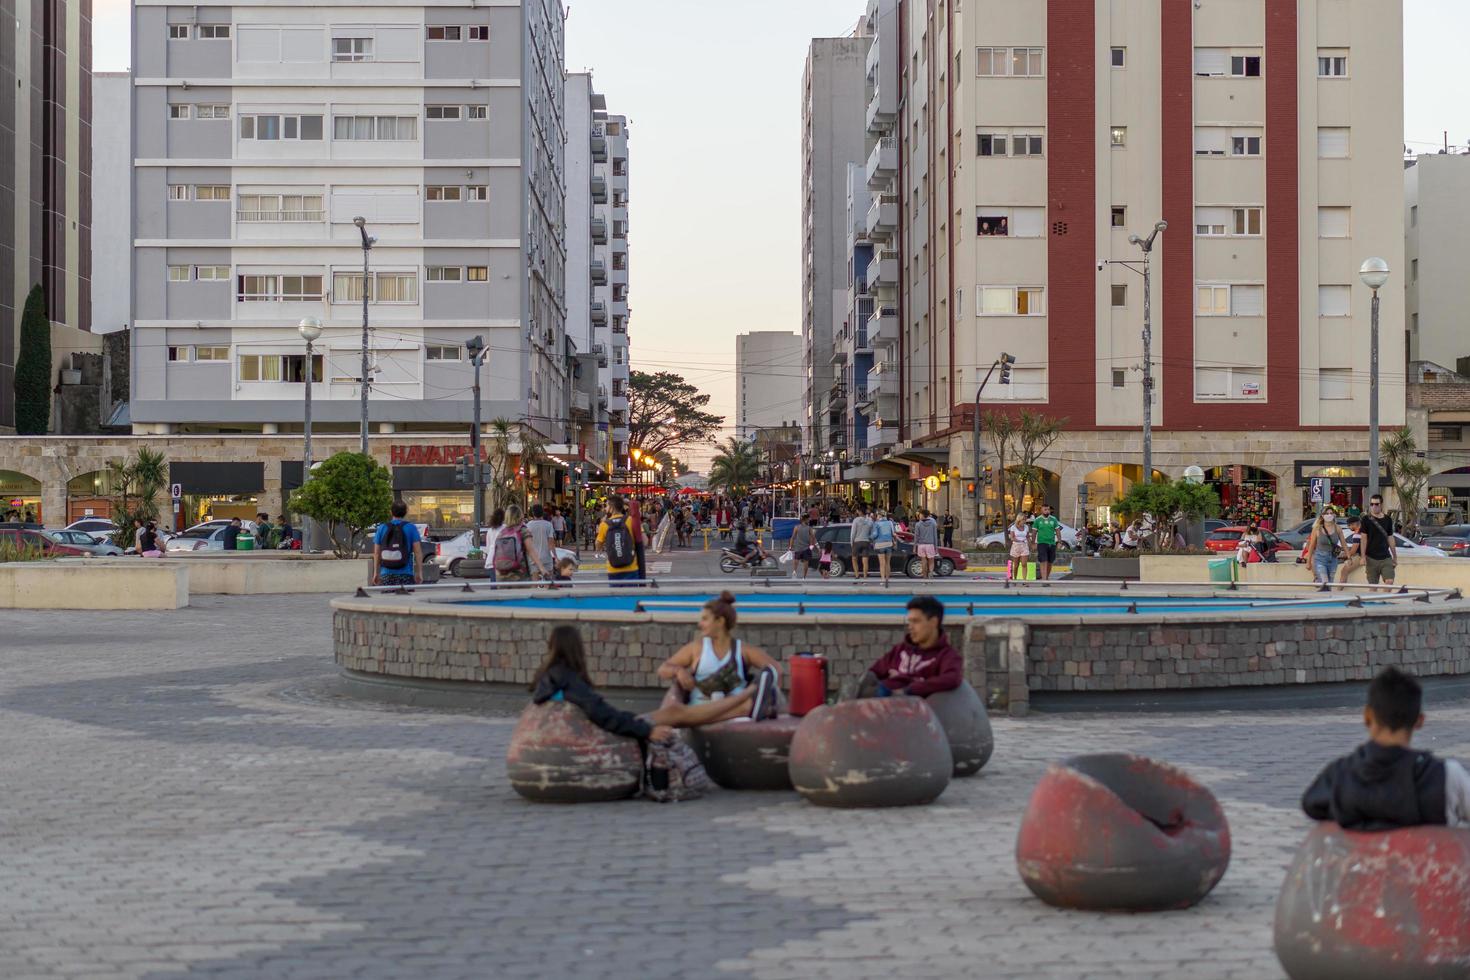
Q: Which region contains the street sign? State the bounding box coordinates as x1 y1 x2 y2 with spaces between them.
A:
1077 483 1090 505
1309 477 1330 506
170 483 182 500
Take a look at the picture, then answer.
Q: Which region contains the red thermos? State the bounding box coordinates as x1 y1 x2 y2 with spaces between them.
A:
788 654 828 717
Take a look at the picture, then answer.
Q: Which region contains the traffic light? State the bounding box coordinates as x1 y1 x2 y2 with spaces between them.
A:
965 481 977 499
983 465 994 487
454 456 473 487
998 352 1016 385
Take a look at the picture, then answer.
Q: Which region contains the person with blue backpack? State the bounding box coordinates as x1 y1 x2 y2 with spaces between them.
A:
871 509 897 584
372 500 424 588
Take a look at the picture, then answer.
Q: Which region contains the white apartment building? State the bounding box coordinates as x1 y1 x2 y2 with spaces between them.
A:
858 0 1406 534
735 331 804 441
1405 153 1470 372
129 0 568 442
92 72 133 335
801 34 871 459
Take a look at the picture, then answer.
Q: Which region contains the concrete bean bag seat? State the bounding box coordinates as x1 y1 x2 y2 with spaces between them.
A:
788 697 953 808
1274 822 1470 980
660 686 799 790
505 701 642 803
1015 753 1231 911
924 681 994 777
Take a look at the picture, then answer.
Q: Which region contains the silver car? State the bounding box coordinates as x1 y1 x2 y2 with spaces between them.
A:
42 529 125 556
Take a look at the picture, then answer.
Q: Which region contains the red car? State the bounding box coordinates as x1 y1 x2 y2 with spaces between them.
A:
1204 526 1293 556
0 528 91 557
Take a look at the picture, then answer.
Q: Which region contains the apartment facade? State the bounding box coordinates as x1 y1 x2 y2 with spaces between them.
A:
735 330 804 442
92 71 132 335
1405 153 1470 373
857 0 1405 534
0 0 95 432
801 35 870 459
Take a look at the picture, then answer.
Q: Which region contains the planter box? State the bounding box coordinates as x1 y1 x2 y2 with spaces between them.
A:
458 558 490 579
1069 556 1140 580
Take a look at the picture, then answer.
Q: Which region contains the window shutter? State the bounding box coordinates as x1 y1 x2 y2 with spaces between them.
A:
1319 369 1352 400
1194 128 1229 154
1317 128 1350 158
1231 285 1265 316
1318 285 1351 316
1011 207 1045 238
1195 368 1229 398
1193 48 1229 75
280 27 322 62
237 26 281 62
1317 207 1349 238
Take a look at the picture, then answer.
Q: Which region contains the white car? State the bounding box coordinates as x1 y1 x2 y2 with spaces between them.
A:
436 529 579 577
164 520 260 553
64 518 119 537
1387 534 1445 559
977 519 1081 549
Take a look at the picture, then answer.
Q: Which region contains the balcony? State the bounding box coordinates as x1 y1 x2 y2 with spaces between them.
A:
591 217 607 243
593 342 608 367
590 300 607 324
609 388 629 411
865 194 898 239
591 259 607 284
597 385 608 410
828 384 847 412
830 345 848 365
572 390 592 418
866 422 898 448
867 85 897 136
867 251 899 290
866 361 899 401
866 137 898 189
591 176 608 203
868 305 898 346
611 425 630 443
591 129 607 162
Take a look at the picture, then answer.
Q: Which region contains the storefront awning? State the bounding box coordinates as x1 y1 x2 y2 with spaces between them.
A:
170 462 264 495
841 461 909 482
893 447 950 465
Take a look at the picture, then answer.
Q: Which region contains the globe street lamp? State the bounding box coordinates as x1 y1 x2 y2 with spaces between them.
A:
1183 465 1205 485
297 317 323 553
1359 257 1390 500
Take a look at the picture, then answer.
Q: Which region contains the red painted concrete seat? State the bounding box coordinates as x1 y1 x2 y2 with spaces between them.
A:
924 681 994 777
505 701 642 803
1274 822 1470 980
788 697 953 808
1015 753 1231 911
659 686 798 790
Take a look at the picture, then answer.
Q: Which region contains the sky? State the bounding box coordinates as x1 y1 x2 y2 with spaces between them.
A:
92 0 1470 465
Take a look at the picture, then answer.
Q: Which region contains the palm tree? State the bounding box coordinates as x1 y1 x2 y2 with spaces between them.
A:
1381 427 1430 532
108 447 168 548
707 438 762 496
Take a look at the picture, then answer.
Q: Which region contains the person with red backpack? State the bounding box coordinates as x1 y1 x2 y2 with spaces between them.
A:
492 503 533 582
372 500 424 588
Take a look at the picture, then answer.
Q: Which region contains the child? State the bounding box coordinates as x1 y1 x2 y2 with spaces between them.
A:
555 556 577 581
818 540 834 578
1301 666 1470 830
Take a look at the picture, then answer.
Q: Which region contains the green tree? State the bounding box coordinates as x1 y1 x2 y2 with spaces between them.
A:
1012 410 1066 510
483 418 547 513
287 452 393 558
1114 477 1220 551
14 285 51 434
108 448 169 550
1381 427 1431 532
706 438 762 496
627 370 724 459
982 410 1019 521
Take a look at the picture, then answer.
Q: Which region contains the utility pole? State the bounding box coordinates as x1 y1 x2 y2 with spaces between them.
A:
971 353 1013 539
1104 220 1167 485
1359 258 1391 500
467 336 487 540
297 317 322 553
352 217 375 455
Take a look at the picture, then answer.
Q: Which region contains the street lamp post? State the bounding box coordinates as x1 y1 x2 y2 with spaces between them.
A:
1127 221 1167 485
466 336 487 539
1359 257 1391 501
971 352 1014 539
297 317 322 553
351 217 376 455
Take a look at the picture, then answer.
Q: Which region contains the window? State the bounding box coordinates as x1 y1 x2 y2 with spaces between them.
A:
468 25 489 41
1196 284 1266 316
332 37 373 62
467 105 487 120
197 104 230 119
1319 368 1352 400
1012 133 1044 156
1111 206 1127 227
197 24 230 39
426 25 461 41
426 185 462 202
465 185 487 201
1318 207 1350 238
1317 127 1350 158
467 266 487 282
978 286 1045 316
1111 47 1126 68
239 114 323 141
426 105 462 120
1232 134 1262 156
1318 285 1351 316
195 346 229 361
1110 127 1127 147
169 104 191 120
237 193 324 222
237 274 324 302
194 185 230 201
1196 366 1264 400
168 185 188 201
1411 205 1418 227
975 46 1043 77
1233 207 1262 236
1194 48 1229 76
1317 51 1348 77
1111 284 1127 307
1195 208 1227 236
425 345 461 361
194 265 230 280
1231 55 1262 77
1194 207 1260 237
168 24 189 39
331 272 417 304
976 206 1043 237
1412 258 1419 281
977 130 1042 157
168 266 190 282
426 266 463 282
977 133 1007 156
239 354 322 383
333 116 417 141
1112 369 1126 388
977 214 1009 236
168 346 192 362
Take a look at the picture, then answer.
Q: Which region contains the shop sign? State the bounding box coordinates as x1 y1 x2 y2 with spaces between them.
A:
8 498 23 507
1241 382 1260 396
388 445 485 466
923 475 941 492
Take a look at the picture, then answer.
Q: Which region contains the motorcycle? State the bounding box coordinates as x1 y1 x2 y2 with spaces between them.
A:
719 547 778 574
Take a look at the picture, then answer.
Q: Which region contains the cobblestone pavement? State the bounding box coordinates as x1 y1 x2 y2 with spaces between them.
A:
2 595 1467 979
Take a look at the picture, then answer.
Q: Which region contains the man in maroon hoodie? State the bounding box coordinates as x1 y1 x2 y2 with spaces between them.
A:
856 596 963 698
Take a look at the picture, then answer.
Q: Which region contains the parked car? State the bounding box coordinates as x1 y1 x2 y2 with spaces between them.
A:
976 519 1082 550
812 523 968 578
185 519 258 535
1275 519 1321 550
165 526 239 553
64 518 119 537
1382 535 1447 560
1420 524 1470 557
436 529 579 577
41 529 125 556
1202 519 1230 535
1416 507 1467 538
0 528 91 557
1203 526 1295 557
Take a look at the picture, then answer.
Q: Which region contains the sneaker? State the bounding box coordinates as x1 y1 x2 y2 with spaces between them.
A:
749 666 779 721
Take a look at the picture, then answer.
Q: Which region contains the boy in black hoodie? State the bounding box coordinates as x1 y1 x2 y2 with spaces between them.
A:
1302 667 1470 830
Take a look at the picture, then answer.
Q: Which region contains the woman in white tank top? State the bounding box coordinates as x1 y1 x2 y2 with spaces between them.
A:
658 591 781 724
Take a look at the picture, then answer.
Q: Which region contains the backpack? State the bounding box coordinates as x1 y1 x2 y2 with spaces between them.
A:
604 517 636 569
493 523 527 574
641 737 712 802
379 521 410 570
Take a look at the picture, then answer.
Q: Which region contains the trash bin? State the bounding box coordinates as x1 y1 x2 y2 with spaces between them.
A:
1207 558 1235 585
788 653 828 717
236 535 255 551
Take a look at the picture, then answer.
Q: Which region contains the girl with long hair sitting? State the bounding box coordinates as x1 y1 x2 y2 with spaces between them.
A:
657 592 780 722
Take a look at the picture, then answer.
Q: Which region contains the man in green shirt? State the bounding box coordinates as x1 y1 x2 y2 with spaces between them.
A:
1032 503 1062 580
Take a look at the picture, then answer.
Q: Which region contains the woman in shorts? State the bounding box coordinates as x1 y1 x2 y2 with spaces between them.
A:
1008 514 1032 580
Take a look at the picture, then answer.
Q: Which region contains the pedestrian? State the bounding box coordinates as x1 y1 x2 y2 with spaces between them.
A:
492 504 532 582
138 521 162 558
913 508 939 579
850 506 874 579
1306 508 1348 586
818 540 835 578
551 507 567 545
1031 503 1062 581
941 511 955 549
597 495 640 584
1007 513 1032 580
277 514 295 549
871 509 896 584
371 500 424 588
627 496 648 579
1360 494 1398 586
790 516 815 580
524 504 557 581
222 517 242 551
1338 516 1365 584
254 512 274 549
482 507 505 582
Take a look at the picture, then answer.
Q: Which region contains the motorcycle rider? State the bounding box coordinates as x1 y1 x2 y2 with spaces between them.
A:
729 518 767 567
